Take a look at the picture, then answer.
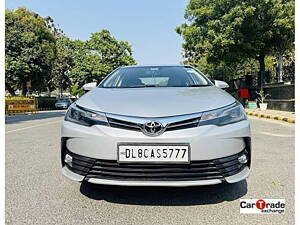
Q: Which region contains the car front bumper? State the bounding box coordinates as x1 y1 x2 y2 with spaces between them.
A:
61 119 251 186
62 165 250 187
56 104 68 109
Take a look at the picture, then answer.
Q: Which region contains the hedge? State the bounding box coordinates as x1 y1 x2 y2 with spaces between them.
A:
36 97 57 110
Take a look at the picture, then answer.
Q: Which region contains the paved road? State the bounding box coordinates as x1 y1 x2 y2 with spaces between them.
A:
5 111 294 225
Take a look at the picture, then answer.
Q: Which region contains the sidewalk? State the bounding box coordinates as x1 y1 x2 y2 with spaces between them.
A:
245 108 295 123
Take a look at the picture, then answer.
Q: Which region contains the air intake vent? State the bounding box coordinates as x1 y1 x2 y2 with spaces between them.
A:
65 149 247 181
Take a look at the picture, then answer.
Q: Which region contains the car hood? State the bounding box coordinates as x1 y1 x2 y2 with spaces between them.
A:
76 86 236 117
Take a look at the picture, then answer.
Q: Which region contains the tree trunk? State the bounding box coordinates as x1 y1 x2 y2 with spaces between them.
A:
21 82 27 96
5 83 16 96
278 54 283 83
257 55 265 90
258 55 266 74
47 87 51 97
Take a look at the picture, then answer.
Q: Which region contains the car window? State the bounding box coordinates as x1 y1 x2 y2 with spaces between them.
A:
100 66 211 88
58 99 70 103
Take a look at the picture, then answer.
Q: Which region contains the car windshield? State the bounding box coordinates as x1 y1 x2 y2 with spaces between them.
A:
100 66 211 88
58 99 69 102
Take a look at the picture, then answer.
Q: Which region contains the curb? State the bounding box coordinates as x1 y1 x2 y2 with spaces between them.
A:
246 112 295 123
5 109 64 116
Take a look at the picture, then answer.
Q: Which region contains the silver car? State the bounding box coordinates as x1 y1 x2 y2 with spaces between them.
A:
55 98 72 109
61 65 251 187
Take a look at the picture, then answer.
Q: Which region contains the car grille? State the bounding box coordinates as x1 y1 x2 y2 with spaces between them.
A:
166 117 200 131
108 117 141 131
106 114 201 132
65 150 247 181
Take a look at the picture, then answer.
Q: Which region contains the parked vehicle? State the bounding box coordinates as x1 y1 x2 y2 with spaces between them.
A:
61 65 251 187
55 98 72 109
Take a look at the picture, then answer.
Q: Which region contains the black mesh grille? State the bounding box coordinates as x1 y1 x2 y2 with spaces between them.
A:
65 152 95 176
65 150 247 181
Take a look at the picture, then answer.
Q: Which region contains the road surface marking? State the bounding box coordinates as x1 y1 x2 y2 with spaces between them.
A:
6 120 62 134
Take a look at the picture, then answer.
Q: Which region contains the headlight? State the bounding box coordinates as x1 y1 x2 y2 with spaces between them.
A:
199 102 247 126
65 104 109 127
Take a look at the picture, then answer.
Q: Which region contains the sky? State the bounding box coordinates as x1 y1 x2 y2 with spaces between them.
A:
5 0 189 65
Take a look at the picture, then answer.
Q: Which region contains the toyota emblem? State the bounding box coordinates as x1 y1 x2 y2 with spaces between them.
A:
142 121 165 136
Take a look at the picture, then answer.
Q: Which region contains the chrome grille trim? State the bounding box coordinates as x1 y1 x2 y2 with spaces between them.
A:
167 118 200 131
106 112 202 132
108 118 140 131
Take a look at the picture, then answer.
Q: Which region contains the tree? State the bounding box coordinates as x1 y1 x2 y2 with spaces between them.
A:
45 17 74 96
281 48 295 82
5 8 56 95
195 57 260 81
176 0 295 82
69 30 136 86
71 84 84 97
88 30 136 70
51 37 74 96
5 8 137 96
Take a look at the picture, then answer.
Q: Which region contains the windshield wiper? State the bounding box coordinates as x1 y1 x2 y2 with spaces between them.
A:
187 84 210 87
123 85 158 88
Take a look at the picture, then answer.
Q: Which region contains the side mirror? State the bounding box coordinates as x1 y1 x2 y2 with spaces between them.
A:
214 80 229 89
82 82 97 91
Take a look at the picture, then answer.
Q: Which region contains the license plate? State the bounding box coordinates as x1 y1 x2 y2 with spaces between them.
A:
118 144 190 163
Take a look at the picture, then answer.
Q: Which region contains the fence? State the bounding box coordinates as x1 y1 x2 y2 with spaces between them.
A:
227 74 295 112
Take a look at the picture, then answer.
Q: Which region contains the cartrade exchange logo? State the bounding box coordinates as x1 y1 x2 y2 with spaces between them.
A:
240 199 285 214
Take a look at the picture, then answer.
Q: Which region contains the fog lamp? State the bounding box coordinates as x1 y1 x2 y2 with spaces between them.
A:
238 154 248 164
64 154 73 164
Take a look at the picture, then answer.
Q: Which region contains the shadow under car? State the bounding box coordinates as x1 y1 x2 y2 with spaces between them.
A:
80 180 248 206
